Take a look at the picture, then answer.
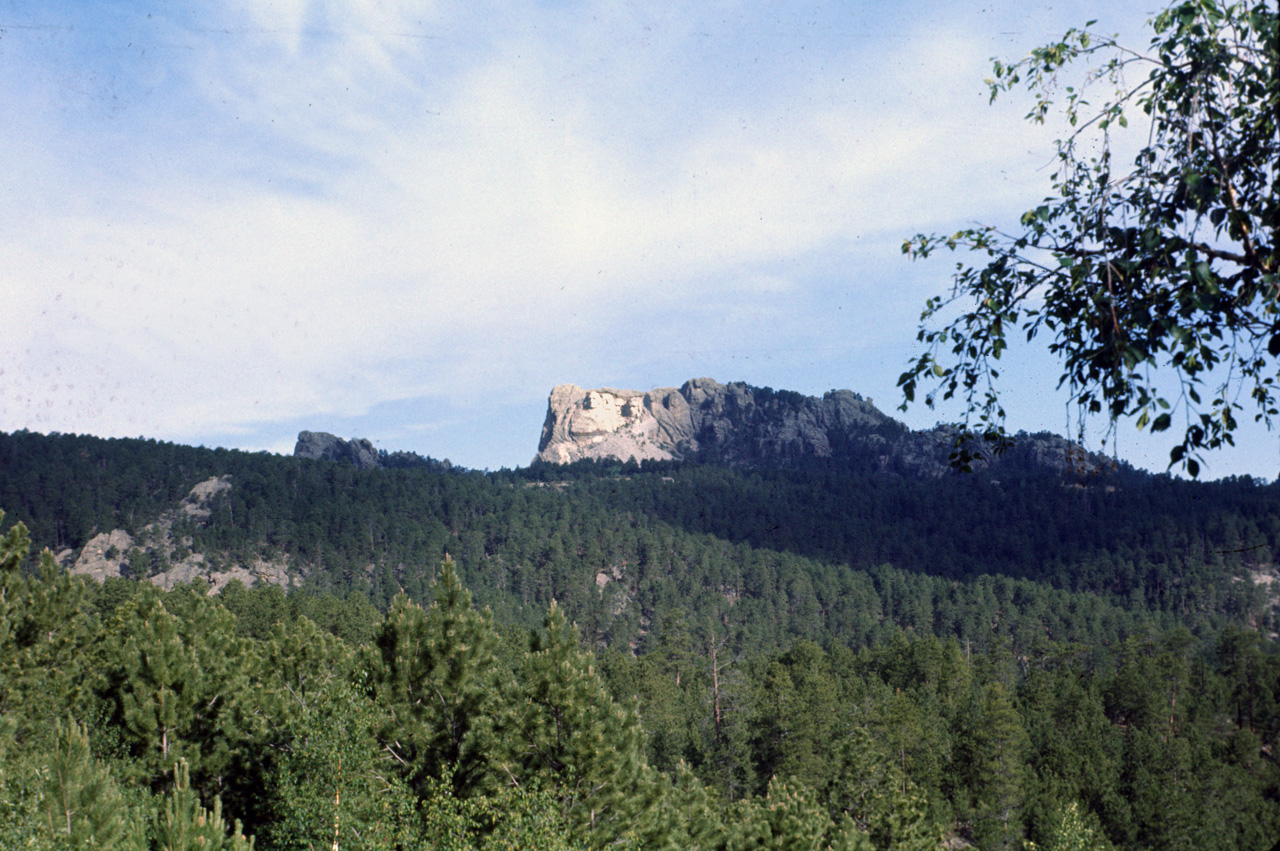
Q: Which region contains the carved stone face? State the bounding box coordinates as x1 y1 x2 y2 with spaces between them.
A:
575 391 635 436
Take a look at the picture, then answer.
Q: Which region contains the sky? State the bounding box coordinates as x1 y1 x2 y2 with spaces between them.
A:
2 0 1277 479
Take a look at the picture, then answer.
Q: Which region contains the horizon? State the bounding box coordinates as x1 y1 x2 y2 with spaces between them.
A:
7 376 1273 484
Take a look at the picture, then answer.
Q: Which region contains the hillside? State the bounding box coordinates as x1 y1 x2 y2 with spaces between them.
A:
0 428 1275 654
3 425 1280 849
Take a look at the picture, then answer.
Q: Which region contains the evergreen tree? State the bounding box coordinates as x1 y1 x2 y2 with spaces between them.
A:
153 760 254 851
0 512 93 728
956 681 1028 851
96 589 250 795
368 558 504 797
820 728 944 851
750 641 840 791
507 600 659 849
649 762 728 851
39 719 148 851
723 776 875 851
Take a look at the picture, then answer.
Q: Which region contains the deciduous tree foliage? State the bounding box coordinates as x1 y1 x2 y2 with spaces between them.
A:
259 682 424 851
901 0 1279 476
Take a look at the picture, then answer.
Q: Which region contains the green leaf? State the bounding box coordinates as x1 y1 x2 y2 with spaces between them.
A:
901 0 1276 471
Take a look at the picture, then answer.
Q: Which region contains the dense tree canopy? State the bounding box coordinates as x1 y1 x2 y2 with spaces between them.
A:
901 0 1279 476
3 420 1280 848
5 516 1279 849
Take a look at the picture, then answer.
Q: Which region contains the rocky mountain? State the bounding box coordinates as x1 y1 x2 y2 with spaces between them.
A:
536 378 1108 478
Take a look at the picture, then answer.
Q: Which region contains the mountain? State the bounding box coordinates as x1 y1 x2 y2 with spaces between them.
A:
536 377 1107 477
3 434 1278 849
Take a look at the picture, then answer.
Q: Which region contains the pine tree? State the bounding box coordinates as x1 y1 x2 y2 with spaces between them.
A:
722 776 875 851
97 589 250 794
39 718 148 851
367 558 504 797
757 776 838 851
650 761 727 851
750 641 841 790
820 728 944 851
957 681 1028 851
507 600 659 849
153 760 254 851
0 511 93 727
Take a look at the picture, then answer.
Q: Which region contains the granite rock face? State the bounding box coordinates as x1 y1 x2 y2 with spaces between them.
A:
68 475 296 593
536 378 1106 478
294 431 381 469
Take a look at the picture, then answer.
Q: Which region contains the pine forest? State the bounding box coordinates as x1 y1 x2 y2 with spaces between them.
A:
2 428 1280 850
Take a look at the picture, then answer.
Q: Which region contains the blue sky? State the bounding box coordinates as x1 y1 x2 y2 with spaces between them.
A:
3 0 1276 478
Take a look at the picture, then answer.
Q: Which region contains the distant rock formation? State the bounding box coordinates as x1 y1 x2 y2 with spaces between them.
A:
536 378 1107 478
294 431 381 469
292 431 449 471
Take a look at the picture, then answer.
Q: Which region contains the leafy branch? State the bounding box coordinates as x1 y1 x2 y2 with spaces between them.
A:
901 0 1279 477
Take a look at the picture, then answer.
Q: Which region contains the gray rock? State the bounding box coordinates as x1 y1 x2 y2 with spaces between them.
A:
535 379 1108 478
294 431 381 469
68 476 299 594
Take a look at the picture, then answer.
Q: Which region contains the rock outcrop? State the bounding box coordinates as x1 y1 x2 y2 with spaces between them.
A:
536 378 1107 478
68 476 297 593
292 432 446 470
294 431 381 469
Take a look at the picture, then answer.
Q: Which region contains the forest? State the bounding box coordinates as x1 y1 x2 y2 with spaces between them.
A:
1 427 1280 850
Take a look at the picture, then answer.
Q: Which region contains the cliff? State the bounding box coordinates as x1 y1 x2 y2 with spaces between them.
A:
536 378 1106 478
68 475 296 592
